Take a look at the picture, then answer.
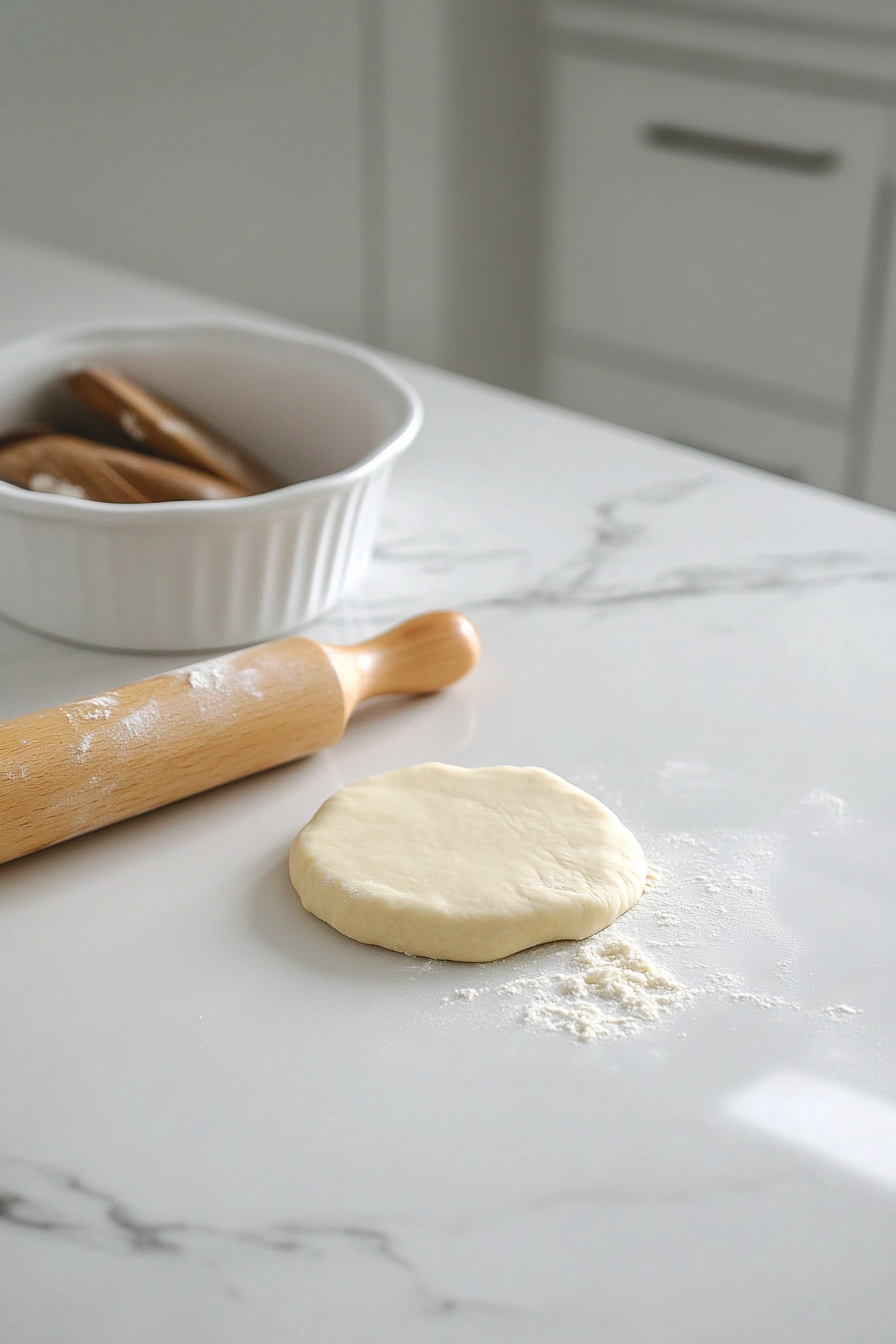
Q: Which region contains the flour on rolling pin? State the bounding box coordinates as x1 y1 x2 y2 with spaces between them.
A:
62 694 161 763
185 656 266 701
69 663 265 762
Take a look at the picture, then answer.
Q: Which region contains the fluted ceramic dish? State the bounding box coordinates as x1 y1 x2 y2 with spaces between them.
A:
0 320 422 651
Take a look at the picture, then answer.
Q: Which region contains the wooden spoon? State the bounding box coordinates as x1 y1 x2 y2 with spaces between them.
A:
0 423 54 449
66 365 282 494
0 434 251 503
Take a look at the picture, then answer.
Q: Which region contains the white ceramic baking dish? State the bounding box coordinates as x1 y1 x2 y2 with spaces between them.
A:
0 319 422 651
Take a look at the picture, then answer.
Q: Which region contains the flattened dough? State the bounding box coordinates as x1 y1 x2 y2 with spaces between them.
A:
289 763 647 962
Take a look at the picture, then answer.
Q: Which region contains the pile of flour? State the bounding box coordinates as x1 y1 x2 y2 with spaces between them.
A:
500 934 695 1042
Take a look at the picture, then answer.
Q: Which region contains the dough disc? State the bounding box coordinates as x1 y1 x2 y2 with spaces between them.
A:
289 763 647 962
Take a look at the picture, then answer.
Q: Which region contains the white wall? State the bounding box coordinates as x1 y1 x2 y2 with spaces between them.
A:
0 0 366 340
0 0 541 394
376 0 541 391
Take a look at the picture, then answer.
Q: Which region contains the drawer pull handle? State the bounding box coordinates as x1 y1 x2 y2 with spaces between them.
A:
643 123 840 175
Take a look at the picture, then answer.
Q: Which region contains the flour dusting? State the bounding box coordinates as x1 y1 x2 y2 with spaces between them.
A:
184 657 265 702
114 702 162 743
79 695 118 721
70 731 94 764
447 793 864 1044
120 410 146 441
188 663 230 693
29 471 87 498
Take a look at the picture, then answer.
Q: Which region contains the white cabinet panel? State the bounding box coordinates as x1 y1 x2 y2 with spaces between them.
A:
863 195 896 509
546 349 848 490
547 54 889 406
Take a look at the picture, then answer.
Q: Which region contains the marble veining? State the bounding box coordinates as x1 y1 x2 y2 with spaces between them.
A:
0 1156 521 1321
373 533 528 577
0 1149 797 1271
358 476 896 625
491 544 896 612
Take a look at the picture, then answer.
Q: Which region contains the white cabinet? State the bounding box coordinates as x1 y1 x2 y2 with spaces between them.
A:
546 350 850 488
548 57 887 404
544 3 896 499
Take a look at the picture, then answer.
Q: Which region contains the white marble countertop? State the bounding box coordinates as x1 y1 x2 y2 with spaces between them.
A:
1 233 895 1343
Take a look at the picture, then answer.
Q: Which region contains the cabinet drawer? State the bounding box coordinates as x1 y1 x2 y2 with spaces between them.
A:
545 348 848 491
546 54 889 407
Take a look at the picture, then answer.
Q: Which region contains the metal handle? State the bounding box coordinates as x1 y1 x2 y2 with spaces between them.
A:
643 123 840 176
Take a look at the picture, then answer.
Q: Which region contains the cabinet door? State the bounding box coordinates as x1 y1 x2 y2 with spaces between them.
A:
547 54 889 408
546 349 848 490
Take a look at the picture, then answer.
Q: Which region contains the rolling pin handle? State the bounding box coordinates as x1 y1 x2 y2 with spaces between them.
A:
323 610 480 720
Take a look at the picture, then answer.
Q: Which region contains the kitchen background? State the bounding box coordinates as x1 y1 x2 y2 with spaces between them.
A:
2 0 896 507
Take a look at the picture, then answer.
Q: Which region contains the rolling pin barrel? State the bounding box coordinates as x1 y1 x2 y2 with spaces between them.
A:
0 611 479 866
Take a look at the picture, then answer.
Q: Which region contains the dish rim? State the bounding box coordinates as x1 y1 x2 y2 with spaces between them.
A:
0 317 423 523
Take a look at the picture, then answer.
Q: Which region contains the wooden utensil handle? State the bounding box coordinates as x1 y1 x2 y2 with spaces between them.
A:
0 611 479 865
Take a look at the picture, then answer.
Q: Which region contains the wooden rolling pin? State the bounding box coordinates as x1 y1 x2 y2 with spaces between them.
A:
0 610 480 865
